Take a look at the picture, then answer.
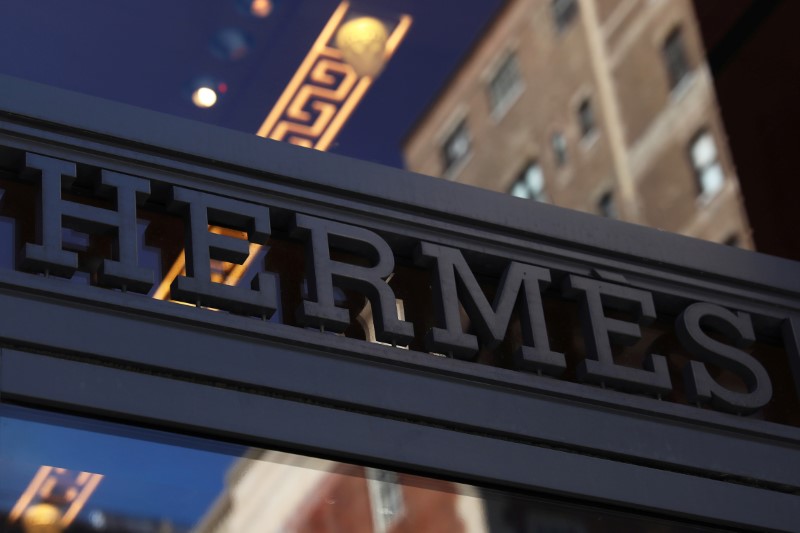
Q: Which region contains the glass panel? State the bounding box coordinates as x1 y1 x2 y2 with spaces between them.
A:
442 120 472 172
552 0 579 32
691 134 718 168
663 28 690 90
510 163 547 202
700 164 725 198
488 53 523 116
578 98 595 139
0 0 787 254
0 405 726 533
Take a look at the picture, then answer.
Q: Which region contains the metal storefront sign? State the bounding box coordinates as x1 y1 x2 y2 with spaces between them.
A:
4 150 793 417
1 76 799 530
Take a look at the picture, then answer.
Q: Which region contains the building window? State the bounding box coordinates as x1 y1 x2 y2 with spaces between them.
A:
663 27 690 90
552 0 578 32
551 132 567 166
366 468 404 533
510 162 548 202
578 98 595 139
690 130 724 199
488 53 523 116
598 191 617 218
441 119 471 173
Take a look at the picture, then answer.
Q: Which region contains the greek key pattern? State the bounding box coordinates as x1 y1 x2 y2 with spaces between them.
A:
8 465 104 529
154 3 411 301
256 1 412 151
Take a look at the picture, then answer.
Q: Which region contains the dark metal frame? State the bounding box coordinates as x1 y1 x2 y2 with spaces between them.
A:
1 75 799 531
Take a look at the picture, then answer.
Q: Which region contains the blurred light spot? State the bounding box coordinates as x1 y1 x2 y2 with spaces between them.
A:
218 82 228 94
210 28 252 61
250 0 272 17
192 87 218 108
88 510 106 530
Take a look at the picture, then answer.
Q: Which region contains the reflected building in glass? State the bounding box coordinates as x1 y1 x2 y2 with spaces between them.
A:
194 451 488 533
1 1 799 532
403 0 751 247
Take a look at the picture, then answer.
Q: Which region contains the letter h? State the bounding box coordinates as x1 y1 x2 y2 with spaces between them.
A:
21 153 153 292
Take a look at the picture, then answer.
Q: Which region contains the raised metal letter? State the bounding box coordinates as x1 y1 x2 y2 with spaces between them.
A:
565 275 672 394
170 187 276 316
676 302 772 414
291 213 413 345
21 153 153 292
416 242 564 372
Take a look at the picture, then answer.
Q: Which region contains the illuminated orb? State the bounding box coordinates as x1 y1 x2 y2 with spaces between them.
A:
192 87 218 108
22 503 63 533
250 0 272 17
335 17 389 78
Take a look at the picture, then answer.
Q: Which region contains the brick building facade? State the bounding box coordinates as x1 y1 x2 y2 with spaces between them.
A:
403 0 751 247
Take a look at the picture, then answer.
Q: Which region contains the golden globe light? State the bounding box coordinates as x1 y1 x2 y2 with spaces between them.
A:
22 503 63 533
335 17 389 78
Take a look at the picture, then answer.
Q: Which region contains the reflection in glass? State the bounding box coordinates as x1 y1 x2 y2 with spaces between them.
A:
690 131 724 200
1 405 726 533
442 120 471 174
510 163 547 202
663 27 691 91
0 0 757 249
488 53 523 118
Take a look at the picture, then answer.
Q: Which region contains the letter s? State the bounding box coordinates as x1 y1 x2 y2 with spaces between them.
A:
676 302 772 414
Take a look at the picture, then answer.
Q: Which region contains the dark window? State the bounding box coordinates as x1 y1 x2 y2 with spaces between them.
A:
551 132 567 166
441 120 471 172
689 130 724 198
552 0 578 32
663 27 690 90
488 53 523 115
509 162 548 202
724 234 740 247
598 191 617 218
578 98 595 138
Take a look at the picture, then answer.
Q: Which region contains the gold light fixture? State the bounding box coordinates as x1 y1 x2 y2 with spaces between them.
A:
10 466 104 533
335 16 389 78
154 4 412 302
21 503 63 533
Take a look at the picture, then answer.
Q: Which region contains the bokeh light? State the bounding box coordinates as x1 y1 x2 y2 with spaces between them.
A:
210 28 252 61
192 86 218 108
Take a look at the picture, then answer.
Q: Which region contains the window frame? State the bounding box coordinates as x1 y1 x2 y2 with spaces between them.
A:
577 97 596 140
597 189 617 218
551 131 568 167
689 129 725 201
509 161 548 202
552 0 579 33
487 52 524 119
662 27 691 91
441 118 472 175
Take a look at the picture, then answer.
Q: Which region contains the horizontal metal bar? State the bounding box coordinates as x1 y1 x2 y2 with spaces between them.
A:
2 349 798 532
0 283 798 491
